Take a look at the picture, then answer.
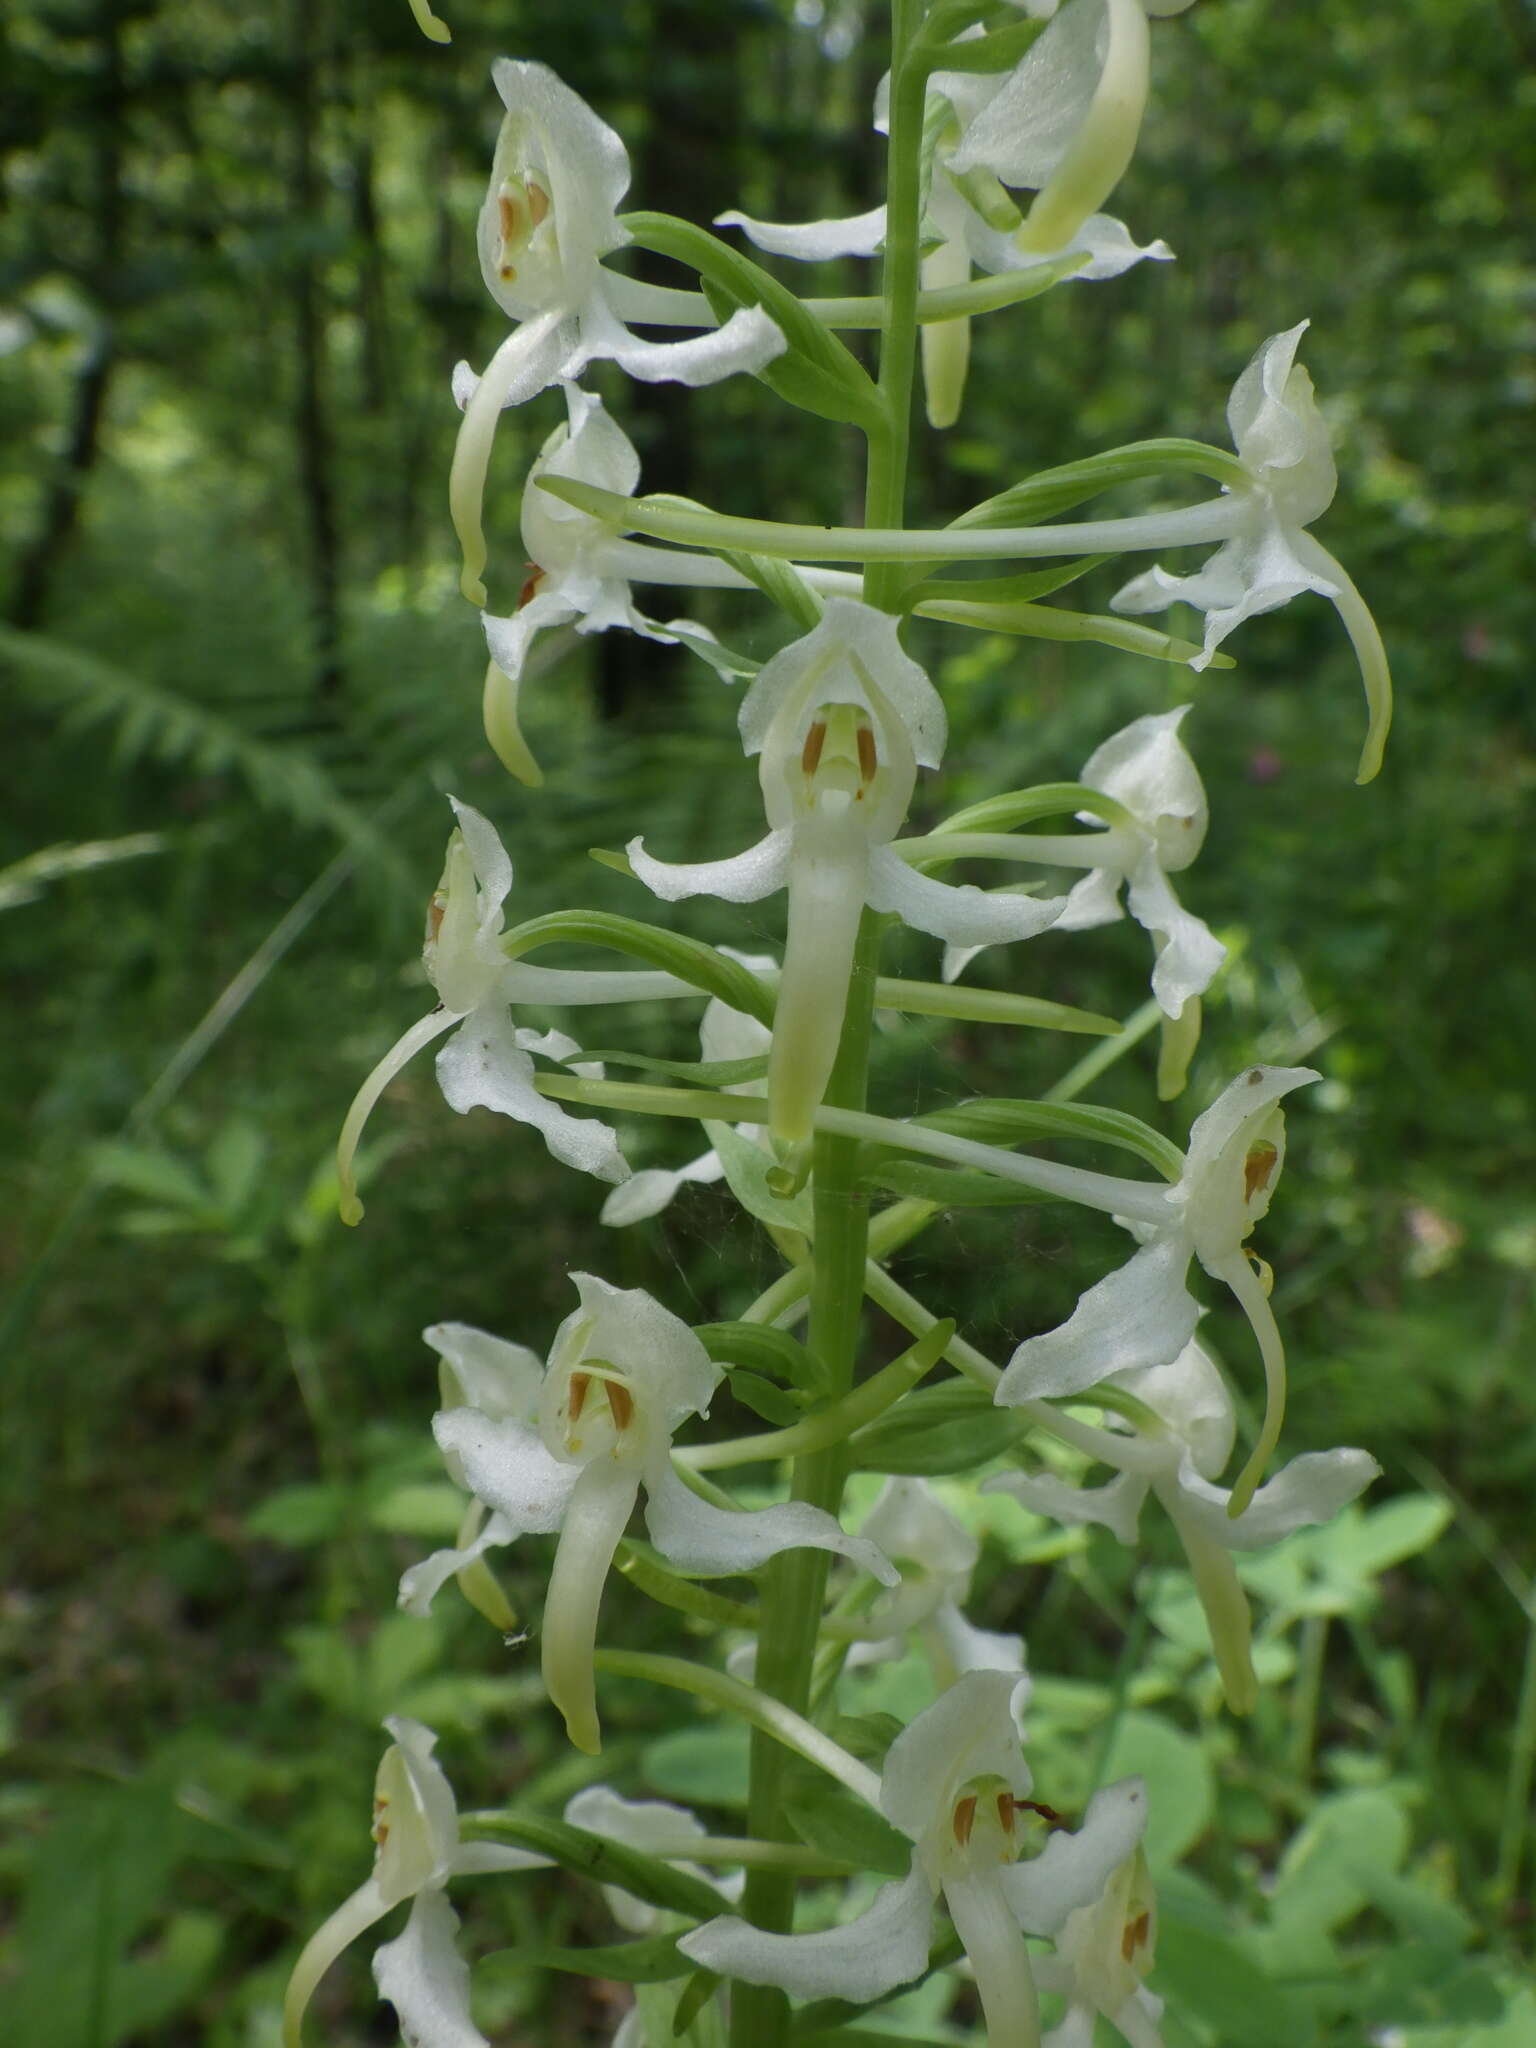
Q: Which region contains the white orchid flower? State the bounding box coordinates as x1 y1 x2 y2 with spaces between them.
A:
451 60 786 603
601 961 774 1226
848 1478 1029 1687
679 1670 1149 2048
996 1065 1318 1514
628 599 1064 1146
479 384 753 783
416 1275 896 1753
1036 1843 1164 2048
1111 323 1391 782
563 1785 743 1934
719 2 1178 427
337 800 696 1221
941 707 1224 1094
282 1718 545 2048
988 1339 1380 1712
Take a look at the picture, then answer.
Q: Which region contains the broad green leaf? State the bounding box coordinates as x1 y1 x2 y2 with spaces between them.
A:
89 1142 208 1211
1095 1711 1214 1867
643 1723 752 1810
1155 1916 1317 2047
1320 1495 1452 1580
1269 1788 1410 1938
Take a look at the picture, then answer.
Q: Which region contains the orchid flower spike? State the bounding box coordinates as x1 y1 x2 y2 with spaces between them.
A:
282 1718 545 2048
720 1 1178 427
680 1670 1150 2048
848 1478 1029 1688
943 707 1225 1097
628 599 1064 1147
480 384 754 782
336 800 699 1223
996 1065 1318 1516
988 1339 1379 1713
1111 322 1392 782
450 61 786 603
411 1276 896 1754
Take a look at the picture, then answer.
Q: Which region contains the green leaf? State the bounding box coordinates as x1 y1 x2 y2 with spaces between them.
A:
862 1161 1052 1208
907 1097 1184 1182
1322 1494 1453 1580
723 1369 806 1426
643 1723 752 1810
463 1814 733 1923
782 1773 910 1878
718 548 825 631
1154 1917 1317 2047
1095 1711 1214 1867
503 910 774 1025
695 1322 831 1398
911 558 1106 606
704 1118 814 1234
245 1481 347 1547
850 1380 1018 1476
1268 1788 1410 1938
89 1142 208 1211
481 1931 691 1984
567 1048 769 1088
950 438 1247 532
622 211 884 430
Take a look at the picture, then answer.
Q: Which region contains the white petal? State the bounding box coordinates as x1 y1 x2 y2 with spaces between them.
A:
576 287 787 387
398 1512 516 1618
1182 1065 1317 1196
481 589 582 683
373 1889 490 2048
436 1007 629 1184
433 1408 580 1534
1174 1444 1381 1551
425 1321 544 1421
1078 706 1206 862
543 1460 640 1754
565 1272 721 1430
926 1599 1030 1684
481 61 631 318
738 599 947 771
643 1458 899 1584
677 1866 934 2002
880 1671 1032 1844
1110 1338 1236 1480
997 1235 1198 1403
999 1778 1149 1936
627 827 791 905
860 1476 978 1581
1125 858 1225 1017
716 204 889 260
868 847 1065 945
445 798 515 917
942 1869 1041 2048
984 1468 1149 1546
600 1152 726 1226
1055 865 1125 933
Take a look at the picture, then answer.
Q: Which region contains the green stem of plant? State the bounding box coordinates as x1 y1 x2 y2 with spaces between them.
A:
1289 1612 1328 1785
1494 1600 1536 1903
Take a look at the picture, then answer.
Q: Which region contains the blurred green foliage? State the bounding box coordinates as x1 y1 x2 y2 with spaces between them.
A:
2 0 1532 2041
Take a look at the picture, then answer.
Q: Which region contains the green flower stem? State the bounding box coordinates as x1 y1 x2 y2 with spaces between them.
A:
1046 996 1163 1102
535 472 1238 566
732 1199 935 1333
608 256 1082 333
739 1261 814 1329
675 1316 951 1471
592 1650 881 1809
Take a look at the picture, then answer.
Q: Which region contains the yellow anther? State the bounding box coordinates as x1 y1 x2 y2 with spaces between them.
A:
996 1790 1017 1836
952 1794 978 1848
801 719 827 776
607 1381 635 1431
